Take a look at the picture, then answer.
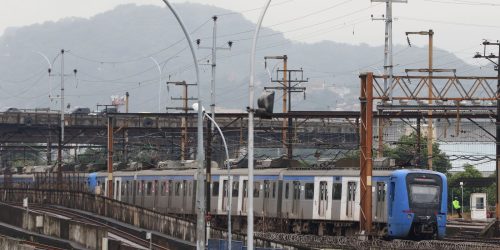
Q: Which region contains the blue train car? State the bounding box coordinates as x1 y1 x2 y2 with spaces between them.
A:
387 169 447 239
88 173 98 193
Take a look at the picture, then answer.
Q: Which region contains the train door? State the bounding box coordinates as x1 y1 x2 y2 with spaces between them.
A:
167 180 173 213
346 181 357 219
235 175 245 214
153 180 159 211
292 181 301 215
140 180 145 207
182 180 187 212
104 178 109 197
191 180 197 214
222 179 228 212
125 181 130 203
375 182 386 221
114 177 122 201
313 178 329 220
242 179 248 214
319 181 328 217
263 180 270 215
132 180 137 205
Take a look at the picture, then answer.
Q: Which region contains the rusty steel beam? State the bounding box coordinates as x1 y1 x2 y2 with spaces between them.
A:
372 75 497 101
359 72 373 234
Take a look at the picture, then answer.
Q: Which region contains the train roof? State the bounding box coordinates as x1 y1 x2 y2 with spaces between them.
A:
391 169 447 180
97 167 394 177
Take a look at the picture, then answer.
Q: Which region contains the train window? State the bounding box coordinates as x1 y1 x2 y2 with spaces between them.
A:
377 182 386 202
232 181 239 197
161 181 166 196
285 183 289 199
347 182 356 201
168 180 172 195
146 182 152 196
264 181 270 198
243 180 248 198
175 182 180 196
293 181 301 200
332 183 342 200
183 180 188 196
272 182 276 198
118 180 121 193
305 183 314 200
409 185 439 204
121 182 126 196
137 181 144 193
213 181 220 197
254 182 260 198
223 180 228 197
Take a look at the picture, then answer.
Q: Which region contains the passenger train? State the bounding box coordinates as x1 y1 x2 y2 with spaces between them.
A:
2 167 447 239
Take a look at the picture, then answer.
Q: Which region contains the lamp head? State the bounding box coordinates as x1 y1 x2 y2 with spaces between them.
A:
191 103 205 113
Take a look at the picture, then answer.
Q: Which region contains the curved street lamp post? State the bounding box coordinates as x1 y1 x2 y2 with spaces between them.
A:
248 1 272 249
192 103 232 248
161 1 205 249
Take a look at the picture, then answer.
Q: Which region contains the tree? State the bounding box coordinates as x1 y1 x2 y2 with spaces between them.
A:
384 132 452 174
78 148 106 166
2 144 45 169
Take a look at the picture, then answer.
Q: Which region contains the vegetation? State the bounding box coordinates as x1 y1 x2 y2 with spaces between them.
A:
446 164 496 214
384 132 452 174
2 144 45 169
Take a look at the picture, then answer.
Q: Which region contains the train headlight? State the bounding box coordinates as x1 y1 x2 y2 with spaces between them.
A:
437 215 442 221
407 214 412 220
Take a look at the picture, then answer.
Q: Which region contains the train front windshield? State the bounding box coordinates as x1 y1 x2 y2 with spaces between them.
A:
409 185 440 205
406 173 442 211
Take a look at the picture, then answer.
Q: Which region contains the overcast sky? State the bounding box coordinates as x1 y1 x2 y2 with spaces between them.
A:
1 0 500 64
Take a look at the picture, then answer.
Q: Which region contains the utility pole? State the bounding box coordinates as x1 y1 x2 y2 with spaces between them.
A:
405 30 436 170
196 18 232 234
371 0 408 158
371 0 407 97
265 57 307 159
196 16 233 123
166 81 197 161
122 92 130 163
58 49 65 186
473 40 500 221
51 49 77 186
264 55 288 155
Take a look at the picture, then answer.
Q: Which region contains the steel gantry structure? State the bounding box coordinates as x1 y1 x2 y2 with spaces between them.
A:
359 72 499 234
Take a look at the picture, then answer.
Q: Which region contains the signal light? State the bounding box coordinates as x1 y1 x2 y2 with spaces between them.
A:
255 91 275 119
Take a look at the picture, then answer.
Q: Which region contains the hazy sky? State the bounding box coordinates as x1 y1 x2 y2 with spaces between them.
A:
1 0 500 63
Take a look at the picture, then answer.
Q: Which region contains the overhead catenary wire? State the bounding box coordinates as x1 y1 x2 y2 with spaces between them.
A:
66 18 211 65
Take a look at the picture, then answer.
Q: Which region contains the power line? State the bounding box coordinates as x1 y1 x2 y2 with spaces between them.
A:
423 0 500 6
216 0 295 16
66 18 211 64
215 2 381 42
400 16 500 29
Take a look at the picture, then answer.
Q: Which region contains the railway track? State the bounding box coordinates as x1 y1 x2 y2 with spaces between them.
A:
10 202 167 250
11 201 500 250
444 236 500 246
254 232 500 249
20 240 66 250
